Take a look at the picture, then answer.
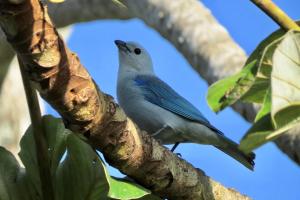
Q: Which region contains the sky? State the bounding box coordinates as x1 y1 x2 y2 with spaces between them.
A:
47 1 300 199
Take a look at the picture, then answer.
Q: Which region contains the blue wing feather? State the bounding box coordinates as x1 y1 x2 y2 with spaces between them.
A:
134 75 223 135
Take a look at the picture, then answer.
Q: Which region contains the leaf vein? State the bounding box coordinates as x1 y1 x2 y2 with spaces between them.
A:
291 33 300 60
273 94 292 103
277 48 300 66
272 75 300 91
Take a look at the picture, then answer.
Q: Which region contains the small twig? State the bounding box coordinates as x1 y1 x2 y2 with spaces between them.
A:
18 56 54 200
251 0 300 31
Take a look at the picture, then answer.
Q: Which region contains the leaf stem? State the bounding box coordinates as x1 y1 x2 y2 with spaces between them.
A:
18 56 55 200
250 0 300 31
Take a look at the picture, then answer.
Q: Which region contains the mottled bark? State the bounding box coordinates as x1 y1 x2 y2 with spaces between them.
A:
0 0 297 165
0 0 250 199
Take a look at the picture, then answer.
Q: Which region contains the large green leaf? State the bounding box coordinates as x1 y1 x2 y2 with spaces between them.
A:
240 36 283 103
240 113 299 153
240 31 300 152
0 147 37 200
254 88 271 122
238 31 284 104
100 160 160 200
271 31 300 128
17 115 110 200
207 60 257 112
55 134 109 200
239 114 273 153
0 115 159 200
108 177 160 200
18 115 68 196
207 28 286 112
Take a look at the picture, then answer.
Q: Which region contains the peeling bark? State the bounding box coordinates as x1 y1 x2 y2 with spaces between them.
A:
0 0 251 199
0 0 297 165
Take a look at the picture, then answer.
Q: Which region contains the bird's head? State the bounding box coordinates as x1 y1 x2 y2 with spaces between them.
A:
115 40 154 73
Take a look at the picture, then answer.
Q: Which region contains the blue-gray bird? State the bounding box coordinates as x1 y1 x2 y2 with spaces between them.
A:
115 40 255 170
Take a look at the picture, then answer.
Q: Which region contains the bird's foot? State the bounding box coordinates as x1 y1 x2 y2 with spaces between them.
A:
170 142 182 157
170 142 180 152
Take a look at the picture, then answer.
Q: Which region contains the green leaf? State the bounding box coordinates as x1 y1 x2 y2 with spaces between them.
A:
240 114 274 153
1 115 158 200
240 113 299 153
108 177 159 200
271 31 300 128
240 31 300 152
101 162 160 199
55 134 109 200
0 147 37 200
207 60 257 112
207 27 286 112
18 115 69 197
6 115 110 200
254 88 271 122
240 77 269 103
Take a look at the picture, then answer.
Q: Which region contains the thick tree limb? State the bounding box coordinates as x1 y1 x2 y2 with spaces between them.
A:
0 0 250 199
0 0 298 165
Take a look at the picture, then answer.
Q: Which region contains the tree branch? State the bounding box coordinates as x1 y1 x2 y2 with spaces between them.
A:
0 0 298 165
250 0 300 31
0 0 250 199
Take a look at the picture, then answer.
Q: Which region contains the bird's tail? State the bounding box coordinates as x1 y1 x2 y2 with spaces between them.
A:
215 134 255 171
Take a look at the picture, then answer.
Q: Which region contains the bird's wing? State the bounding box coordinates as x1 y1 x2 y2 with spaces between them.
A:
134 75 223 135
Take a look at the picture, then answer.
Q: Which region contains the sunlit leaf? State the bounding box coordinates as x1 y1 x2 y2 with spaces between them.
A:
271 31 300 128
240 114 274 153
240 31 300 152
207 60 257 112
254 88 271 122
207 28 286 112
240 113 299 153
100 161 159 199
240 77 269 103
240 36 283 103
108 177 160 200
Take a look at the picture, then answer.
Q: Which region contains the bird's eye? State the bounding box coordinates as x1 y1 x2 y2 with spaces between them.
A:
134 48 141 55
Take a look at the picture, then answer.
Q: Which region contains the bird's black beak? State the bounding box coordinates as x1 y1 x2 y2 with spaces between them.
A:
114 40 131 52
